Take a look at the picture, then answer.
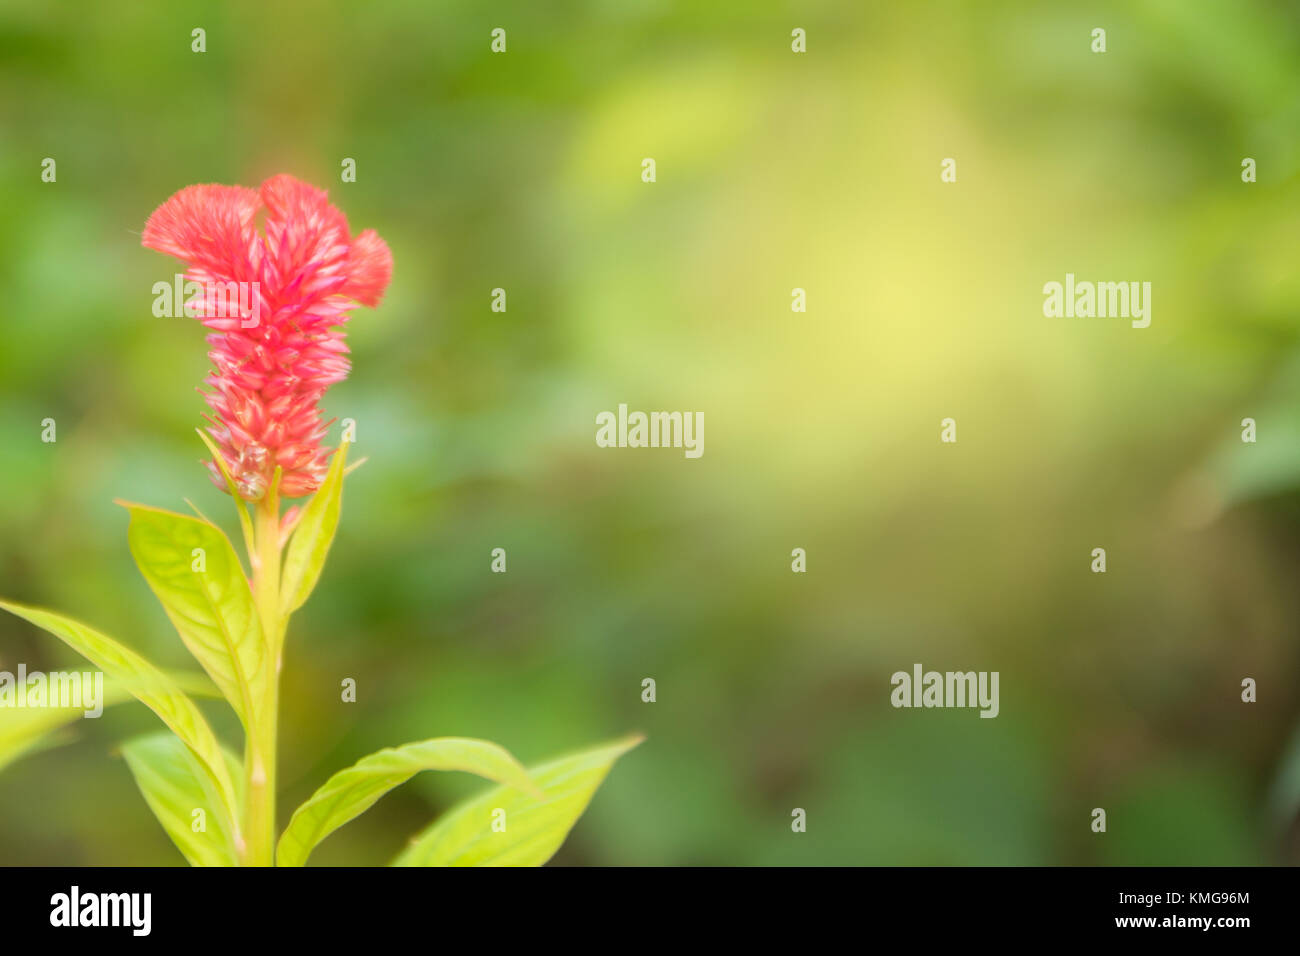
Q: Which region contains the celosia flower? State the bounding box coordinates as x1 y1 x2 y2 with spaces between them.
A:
142 174 392 499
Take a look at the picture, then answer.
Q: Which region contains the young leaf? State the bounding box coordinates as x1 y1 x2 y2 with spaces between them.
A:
0 600 240 826
0 686 128 772
120 502 266 729
122 731 244 866
0 673 219 774
277 737 539 867
280 442 348 615
195 428 255 560
391 734 644 867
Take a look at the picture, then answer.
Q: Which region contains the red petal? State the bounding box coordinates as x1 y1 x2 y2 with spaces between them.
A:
142 184 261 282
342 229 393 307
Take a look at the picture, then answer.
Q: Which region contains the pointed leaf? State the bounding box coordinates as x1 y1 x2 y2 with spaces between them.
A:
392 734 643 867
281 442 348 615
277 737 538 867
121 502 265 728
195 428 255 559
0 685 127 772
0 600 240 825
122 731 244 866
0 672 219 773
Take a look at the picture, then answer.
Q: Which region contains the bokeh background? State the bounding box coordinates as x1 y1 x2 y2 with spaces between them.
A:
1 0 1299 865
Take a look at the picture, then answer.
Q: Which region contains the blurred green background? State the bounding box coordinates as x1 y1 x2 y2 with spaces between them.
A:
2 0 1299 865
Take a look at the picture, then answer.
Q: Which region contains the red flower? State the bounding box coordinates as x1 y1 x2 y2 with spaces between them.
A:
143 175 391 499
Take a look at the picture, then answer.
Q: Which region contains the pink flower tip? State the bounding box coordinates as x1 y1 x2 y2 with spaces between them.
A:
142 175 392 500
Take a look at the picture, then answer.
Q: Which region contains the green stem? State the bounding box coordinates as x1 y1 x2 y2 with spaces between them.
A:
244 490 284 866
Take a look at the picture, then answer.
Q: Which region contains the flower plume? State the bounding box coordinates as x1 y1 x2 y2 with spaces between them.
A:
142 174 391 499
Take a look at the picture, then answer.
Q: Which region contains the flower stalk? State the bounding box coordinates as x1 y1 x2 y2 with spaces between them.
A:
245 488 284 866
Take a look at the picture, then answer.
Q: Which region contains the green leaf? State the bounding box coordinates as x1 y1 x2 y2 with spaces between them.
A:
195 428 255 560
122 731 244 866
0 600 241 828
120 502 266 729
277 737 539 867
392 734 643 867
0 686 128 772
0 673 219 773
281 442 348 615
